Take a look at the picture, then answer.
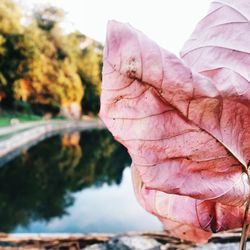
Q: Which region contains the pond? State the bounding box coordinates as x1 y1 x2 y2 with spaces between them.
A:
0 129 162 233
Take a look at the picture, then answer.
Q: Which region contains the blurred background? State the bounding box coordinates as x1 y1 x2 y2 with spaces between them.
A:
0 0 103 120
0 0 210 236
0 0 164 234
0 0 211 120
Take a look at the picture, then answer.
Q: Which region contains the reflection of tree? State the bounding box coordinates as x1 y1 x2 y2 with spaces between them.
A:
70 129 131 191
0 129 131 232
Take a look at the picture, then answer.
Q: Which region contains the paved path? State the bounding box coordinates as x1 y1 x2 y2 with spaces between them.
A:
0 119 105 166
0 120 48 136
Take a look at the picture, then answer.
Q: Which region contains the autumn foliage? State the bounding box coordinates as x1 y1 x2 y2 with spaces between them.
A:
0 0 102 117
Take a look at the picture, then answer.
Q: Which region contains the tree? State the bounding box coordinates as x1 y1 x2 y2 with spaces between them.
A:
0 1 103 117
33 6 64 32
13 9 84 117
65 32 103 115
0 0 28 107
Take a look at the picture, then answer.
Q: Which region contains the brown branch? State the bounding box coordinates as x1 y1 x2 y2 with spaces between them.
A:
240 166 250 250
240 200 250 250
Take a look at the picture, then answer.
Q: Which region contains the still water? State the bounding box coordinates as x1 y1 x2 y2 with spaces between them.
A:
0 129 162 233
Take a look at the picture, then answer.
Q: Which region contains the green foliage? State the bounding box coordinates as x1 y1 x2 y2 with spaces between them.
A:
0 0 103 117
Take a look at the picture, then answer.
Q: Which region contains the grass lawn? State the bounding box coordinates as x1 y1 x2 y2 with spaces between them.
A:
0 112 42 127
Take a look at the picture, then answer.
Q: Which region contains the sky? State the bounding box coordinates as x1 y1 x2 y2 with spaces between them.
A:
18 0 212 54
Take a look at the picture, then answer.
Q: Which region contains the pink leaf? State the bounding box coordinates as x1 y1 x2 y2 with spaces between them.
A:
100 0 250 242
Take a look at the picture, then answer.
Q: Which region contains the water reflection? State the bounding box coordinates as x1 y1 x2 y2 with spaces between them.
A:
0 129 131 232
15 168 162 233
